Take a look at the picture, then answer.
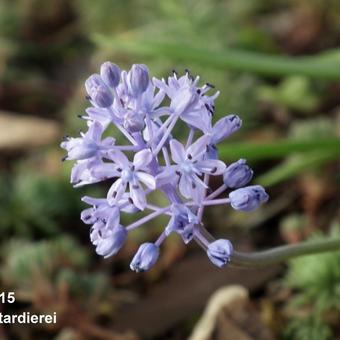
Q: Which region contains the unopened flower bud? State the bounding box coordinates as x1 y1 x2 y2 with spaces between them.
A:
223 159 253 188
123 111 145 132
100 62 121 88
229 185 269 212
130 242 159 272
211 114 242 144
207 239 233 268
128 64 150 96
85 74 113 108
94 224 127 258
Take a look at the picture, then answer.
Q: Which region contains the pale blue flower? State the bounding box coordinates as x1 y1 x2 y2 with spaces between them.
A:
62 64 269 269
85 74 113 108
207 239 233 267
229 185 269 211
100 62 121 88
223 159 253 188
130 242 159 272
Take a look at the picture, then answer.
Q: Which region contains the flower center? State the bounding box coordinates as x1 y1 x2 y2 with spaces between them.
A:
121 168 133 182
180 160 194 174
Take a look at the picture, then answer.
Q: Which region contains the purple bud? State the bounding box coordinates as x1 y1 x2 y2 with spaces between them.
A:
123 111 145 132
93 224 127 258
207 239 233 268
223 159 253 188
85 74 113 108
128 64 150 96
211 115 242 144
100 62 121 88
130 242 159 272
229 185 269 212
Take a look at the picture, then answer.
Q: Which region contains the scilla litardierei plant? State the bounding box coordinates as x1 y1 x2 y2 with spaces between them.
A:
62 63 340 272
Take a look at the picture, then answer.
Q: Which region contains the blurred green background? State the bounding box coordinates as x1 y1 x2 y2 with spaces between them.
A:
0 0 339 339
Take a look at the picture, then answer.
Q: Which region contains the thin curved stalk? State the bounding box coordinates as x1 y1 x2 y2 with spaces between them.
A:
230 239 340 268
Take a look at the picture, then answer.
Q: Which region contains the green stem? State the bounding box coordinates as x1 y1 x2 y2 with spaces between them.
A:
230 239 340 268
93 36 340 80
219 137 340 160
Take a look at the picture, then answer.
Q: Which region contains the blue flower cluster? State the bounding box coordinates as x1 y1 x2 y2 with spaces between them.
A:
62 63 269 272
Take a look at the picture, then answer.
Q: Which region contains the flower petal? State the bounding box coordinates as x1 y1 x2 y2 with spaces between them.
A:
133 149 153 170
136 172 156 190
186 135 210 160
181 109 211 132
178 173 192 199
156 166 177 186
87 121 104 142
196 159 226 175
106 206 120 229
170 139 186 164
130 182 146 210
108 149 129 167
91 163 120 180
107 179 126 205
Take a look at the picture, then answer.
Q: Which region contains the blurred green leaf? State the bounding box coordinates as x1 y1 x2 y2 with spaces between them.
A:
258 76 321 113
257 150 339 187
94 36 340 79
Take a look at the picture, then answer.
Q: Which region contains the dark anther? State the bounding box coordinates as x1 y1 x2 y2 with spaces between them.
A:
205 103 210 111
131 165 135 171
128 197 134 204
172 69 178 75
132 185 139 189
185 68 190 74
120 98 125 107
210 167 217 174
196 89 201 94
85 95 91 100
84 215 91 220
112 191 117 198
77 114 84 119
175 171 181 176
206 82 215 88
62 135 69 141
98 230 102 237
187 154 192 160
229 115 236 122
117 168 122 172
192 182 196 189
61 156 67 162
